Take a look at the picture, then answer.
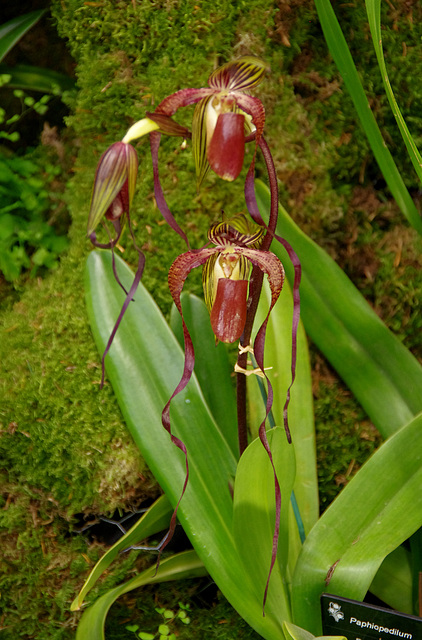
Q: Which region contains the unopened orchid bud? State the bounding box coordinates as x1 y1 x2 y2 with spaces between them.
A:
87 142 138 237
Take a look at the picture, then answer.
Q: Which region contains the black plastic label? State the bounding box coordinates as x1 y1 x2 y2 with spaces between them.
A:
321 593 422 640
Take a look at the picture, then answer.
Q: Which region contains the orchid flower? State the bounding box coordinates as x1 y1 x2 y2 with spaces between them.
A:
168 213 283 347
202 214 264 343
85 57 303 619
153 56 267 188
86 116 192 385
87 141 138 241
120 57 267 190
88 113 190 242
166 212 286 608
86 141 144 386
93 58 267 250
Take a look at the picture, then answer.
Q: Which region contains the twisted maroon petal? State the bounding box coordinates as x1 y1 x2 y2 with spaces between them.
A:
155 87 213 116
234 93 266 206
100 245 145 388
149 131 190 247
97 214 147 388
234 94 266 143
237 246 285 610
89 219 129 296
246 136 302 441
159 246 217 555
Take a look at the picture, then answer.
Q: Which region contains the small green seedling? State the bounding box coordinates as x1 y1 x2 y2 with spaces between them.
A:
125 604 191 639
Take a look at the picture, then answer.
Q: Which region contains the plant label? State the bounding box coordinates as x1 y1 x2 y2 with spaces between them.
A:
321 593 422 640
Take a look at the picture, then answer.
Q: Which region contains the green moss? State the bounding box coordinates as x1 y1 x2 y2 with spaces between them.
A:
313 374 383 512
283 0 422 190
0 231 156 513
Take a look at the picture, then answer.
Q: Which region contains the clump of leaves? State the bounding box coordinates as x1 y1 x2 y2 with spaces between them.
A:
126 603 191 640
0 151 68 281
0 80 52 144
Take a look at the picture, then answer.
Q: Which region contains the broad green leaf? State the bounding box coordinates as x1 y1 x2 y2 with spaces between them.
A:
0 10 44 62
233 428 296 622
169 292 238 457
76 551 207 640
71 494 173 611
85 250 285 640
291 412 422 634
0 63 75 94
248 277 318 539
314 0 422 235
369 545 412 614
283 621 345 640
365 0 422 184
256 180 422 438
365 5 422 614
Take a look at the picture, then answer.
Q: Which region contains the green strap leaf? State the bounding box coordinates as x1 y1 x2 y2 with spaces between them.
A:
314 0 422 234
291 412 422 634
75 551 207 640
365 0 422 184
255 180 422 438
0 63 75 94
247 277 318 541
369 545 413 614
85 250 286 640
0 10 45 63
233 427 296 624
283 621 346 640
71 494 174 611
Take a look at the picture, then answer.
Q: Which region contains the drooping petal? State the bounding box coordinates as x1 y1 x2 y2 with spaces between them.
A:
149 131 190 247
160 245 217 557
208 56 267 92
87 142 138 236
207 112 245 181
240 248 285 328
245 136 303 441
240 247 285 611
275 236 301 439
88 217 122 250
166 248 217 406
100 241 146 388
210 278 249 343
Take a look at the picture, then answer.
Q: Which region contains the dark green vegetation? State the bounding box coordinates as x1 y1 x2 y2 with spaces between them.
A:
1 0 421 637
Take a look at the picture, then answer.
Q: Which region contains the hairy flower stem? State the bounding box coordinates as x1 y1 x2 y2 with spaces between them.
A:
236 136 279 456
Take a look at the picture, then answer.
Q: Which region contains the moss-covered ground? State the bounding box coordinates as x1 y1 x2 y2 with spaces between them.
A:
1 0 422 637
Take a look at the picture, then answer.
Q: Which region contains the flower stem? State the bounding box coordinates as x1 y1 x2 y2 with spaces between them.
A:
236 136 279 456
